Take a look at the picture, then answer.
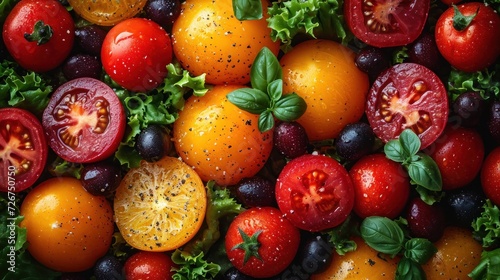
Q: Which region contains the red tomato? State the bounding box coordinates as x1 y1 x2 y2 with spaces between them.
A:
2 0 74 72
101 18 173 92
225 207 300 278
365 63 448 149
435 2 500 72
425 126 484 190
124 251 176 280
275 154 354 232
0 108 47 192
440 0 462 5
481 147 500 206
349 153 411 219
42 78 126 163
344 0 430 47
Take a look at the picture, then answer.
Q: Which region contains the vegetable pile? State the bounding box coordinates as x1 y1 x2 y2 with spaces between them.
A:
1 0 500 279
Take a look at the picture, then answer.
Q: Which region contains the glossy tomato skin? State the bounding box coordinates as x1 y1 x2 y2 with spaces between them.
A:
435 2 500 72
344 0 430 47
280 39 369 141
101 18 173 92
172 0 280 85
42 78 126 163
173 85 273 186
2 0 74 72
124 251 176 280
225 207 301 278
425 126 484 190
68 0 147 26
349 153 410 219
480 147 500 206
20 177 114 272
0 108 47 192
366 63 448 149
276 154 354 232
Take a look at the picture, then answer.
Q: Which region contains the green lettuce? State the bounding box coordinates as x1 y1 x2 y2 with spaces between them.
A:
0 0 18 23
447 63 500 101
0 60 52 117
473 199 500 249
469 248 500 280
267 0 351 51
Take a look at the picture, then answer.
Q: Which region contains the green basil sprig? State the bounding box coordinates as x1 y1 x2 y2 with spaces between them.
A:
227 47 307 132
360 216 437 280
384 129 443 204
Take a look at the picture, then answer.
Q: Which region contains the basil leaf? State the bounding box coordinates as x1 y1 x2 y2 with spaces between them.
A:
384 139 407 163
227 88 269 114
273 93 307 122
403 238 437 264
360 216 405 256
258 110 274 132
414 185 444 205
268 79 283 102
396 257 426 280
250 47 282 93
232 0 263 20
408 154 442 191
399 129 421 156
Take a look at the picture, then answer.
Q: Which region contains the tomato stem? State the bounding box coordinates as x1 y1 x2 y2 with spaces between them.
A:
452 5 479 32
24 20 53 45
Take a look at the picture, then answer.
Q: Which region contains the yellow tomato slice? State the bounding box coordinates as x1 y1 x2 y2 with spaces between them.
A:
68 0 147 26
114 156 207 252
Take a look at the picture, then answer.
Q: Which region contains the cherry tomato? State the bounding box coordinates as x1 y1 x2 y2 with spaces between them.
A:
435 2 500 72
124 251 177 280
68 0 147 26
349 153 411 219
0 108 47 192
101 18 173 92
275 154 354 232
425 126 484 190
42 78 126 163
280 39 369 141
480 147 500 206
344 0 430 47
2 0 74 72
365 63 448 149
225 207 301 278
20 177 114 272
173 85 273 186
172 0 280 85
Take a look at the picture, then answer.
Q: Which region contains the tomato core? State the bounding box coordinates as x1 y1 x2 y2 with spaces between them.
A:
292 170 339 214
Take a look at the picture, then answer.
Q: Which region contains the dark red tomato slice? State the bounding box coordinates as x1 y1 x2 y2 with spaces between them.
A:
0 108 48 192
344 0 430 47
42 78 126 163
365 63 448 149
275 154 354 232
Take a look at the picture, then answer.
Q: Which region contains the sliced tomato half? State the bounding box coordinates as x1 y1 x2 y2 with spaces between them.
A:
42 78 126 163
344 0 430 47
0 108 48 192
365 63 448 149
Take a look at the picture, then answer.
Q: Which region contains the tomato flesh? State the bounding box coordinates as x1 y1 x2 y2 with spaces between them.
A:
366 63 448 149
42 78 126 163
345 0 430 47
0 108 48 192
276 154 354 232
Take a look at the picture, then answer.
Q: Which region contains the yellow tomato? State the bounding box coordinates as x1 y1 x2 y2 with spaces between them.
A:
172 0 280 85
173 85 273 186
280 39 369 141
311 236 399 279
20 177 114 272
422 227 482 279
68 0 147 26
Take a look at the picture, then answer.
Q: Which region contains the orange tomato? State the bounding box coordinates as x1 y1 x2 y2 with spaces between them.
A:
311 236 399 279
422 226 482 279
68 0 147 26
172 0 280 85
173 85 273 186
20 177 114 272
280 39 369 141
114 156 207 252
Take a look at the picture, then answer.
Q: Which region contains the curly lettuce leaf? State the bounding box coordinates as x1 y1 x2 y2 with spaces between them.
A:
171 251 220 280
469 248 500 280
447 63 500 101
0 60 52 117
267 0 351 51
48 157 83 179
473 199 500 249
